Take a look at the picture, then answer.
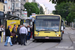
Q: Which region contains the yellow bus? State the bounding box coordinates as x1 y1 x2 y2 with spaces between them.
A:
33 14 63 41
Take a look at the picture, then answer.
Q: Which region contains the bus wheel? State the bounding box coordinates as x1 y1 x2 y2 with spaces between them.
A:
58 37 62 42
58 39 61 42
61 36 63 40
59 36 63 42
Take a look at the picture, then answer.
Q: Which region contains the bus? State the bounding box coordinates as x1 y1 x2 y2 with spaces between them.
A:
33 14 63 41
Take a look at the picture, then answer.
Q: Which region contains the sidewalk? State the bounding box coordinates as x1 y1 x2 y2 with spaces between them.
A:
71 27 75 30
0 38 33 50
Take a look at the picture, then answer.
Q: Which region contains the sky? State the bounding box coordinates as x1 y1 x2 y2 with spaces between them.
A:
36 0 56 12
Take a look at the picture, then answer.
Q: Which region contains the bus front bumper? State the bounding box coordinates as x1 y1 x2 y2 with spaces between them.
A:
34 37 61 39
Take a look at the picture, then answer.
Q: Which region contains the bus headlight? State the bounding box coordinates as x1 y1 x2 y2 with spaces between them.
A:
56 35 60 36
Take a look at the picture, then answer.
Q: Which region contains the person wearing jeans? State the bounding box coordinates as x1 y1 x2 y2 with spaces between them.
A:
4 26 13 46
4 36 12 46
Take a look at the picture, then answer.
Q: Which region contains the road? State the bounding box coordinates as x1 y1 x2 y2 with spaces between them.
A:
0 27 75 50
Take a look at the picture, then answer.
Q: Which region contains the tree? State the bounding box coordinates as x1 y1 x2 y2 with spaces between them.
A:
39 6 44 14
24 2 40 17
49 0 75 4
53 2 75 25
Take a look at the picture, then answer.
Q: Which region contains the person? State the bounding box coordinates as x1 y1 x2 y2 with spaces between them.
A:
25 25 28 43
30 26 33 38
0 25 3 36
17 25 21 44
27 25 31 40
19 25 28 46
3 26 5 42
4 26 13 46
12 24 17 44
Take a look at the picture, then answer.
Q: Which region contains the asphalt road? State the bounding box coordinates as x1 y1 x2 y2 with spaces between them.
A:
0 27 75 50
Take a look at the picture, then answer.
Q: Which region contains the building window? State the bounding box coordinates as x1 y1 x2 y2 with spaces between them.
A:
4 5 5 11
16 3 20 8
0 0 4 3
12 3 14 11
16 14 19 16
16 9 19 11
19 0 20 1
24 0 26 1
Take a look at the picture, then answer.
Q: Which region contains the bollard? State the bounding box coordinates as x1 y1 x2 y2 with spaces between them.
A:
1 32 3 43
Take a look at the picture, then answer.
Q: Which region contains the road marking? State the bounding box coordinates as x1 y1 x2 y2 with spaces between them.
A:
65 33 75 34
55 46 74 49
65 33 68 34
71 33 74 34
73 41 75 43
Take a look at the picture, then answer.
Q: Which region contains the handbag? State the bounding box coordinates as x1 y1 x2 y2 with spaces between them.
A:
11 32 16 37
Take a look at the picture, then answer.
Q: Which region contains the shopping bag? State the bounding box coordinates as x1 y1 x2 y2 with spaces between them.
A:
8 37 11 42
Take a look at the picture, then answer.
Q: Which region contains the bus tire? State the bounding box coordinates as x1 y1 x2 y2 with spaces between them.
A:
58 36 62 42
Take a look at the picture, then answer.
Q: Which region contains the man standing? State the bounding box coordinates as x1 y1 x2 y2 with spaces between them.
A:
12 24 17 44
17 25 20 44
20 25 28 46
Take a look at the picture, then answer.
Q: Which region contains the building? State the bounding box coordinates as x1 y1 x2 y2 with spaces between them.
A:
4 0 36 18
28 0 36 2
11 0 34 17
0 1 4 12
11 0 21 17
0 0 4 25
33 0 36 2
4 0 12 14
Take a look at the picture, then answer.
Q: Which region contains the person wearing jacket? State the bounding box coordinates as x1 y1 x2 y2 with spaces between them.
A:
12 24 17 44
17 25 21 44
27 25 31 40
4 26 13 46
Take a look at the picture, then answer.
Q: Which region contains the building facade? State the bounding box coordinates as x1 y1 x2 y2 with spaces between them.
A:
11 0 29 17
4 0 12 14
4 0 36 17
0 0 4 25
28 0 36 2
0 2 4 12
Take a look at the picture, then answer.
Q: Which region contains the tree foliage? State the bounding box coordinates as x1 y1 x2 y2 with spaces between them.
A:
49 0 75 4
53 2 75 25
39 6 44 14
24 2 40 17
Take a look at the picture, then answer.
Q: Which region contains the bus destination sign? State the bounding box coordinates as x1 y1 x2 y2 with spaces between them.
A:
36 16 60 19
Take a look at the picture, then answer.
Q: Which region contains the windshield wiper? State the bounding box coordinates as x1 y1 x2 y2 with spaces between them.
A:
50 29 58 32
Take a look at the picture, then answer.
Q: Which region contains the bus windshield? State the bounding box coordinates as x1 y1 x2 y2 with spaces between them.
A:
35 19 60 31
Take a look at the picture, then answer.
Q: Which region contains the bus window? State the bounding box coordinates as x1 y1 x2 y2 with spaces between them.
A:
35 20 59 31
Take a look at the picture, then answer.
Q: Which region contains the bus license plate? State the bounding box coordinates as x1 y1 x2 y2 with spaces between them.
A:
45 37 49 39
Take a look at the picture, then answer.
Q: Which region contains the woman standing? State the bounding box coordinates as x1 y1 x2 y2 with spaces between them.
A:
3 26 5 42
4 26 13 46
